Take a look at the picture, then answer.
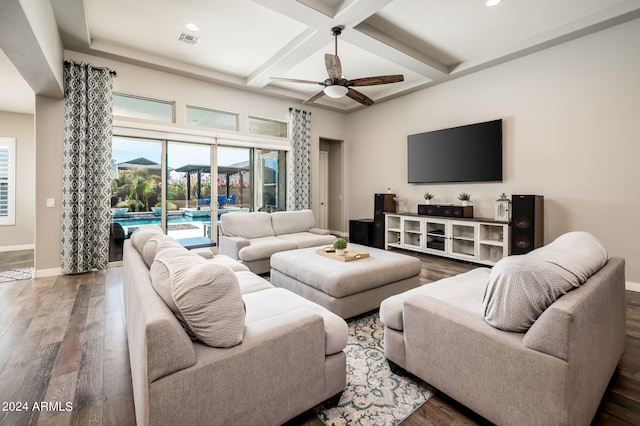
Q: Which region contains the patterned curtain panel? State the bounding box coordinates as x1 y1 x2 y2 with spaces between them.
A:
61 60 116 274
288 108 312 210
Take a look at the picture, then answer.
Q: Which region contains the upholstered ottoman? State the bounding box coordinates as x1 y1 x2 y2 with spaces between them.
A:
270 244 422 318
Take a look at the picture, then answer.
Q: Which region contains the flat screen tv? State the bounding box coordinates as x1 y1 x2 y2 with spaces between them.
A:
407 119 503 184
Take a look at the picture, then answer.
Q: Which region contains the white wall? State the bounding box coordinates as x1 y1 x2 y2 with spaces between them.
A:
345 18 640 282
33 51 346 273
0 111 35 250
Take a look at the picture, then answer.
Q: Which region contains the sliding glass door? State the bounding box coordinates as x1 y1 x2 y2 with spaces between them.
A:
110 135 288 261
255 148 286 212
110 137 162 260
166 141 212 240
217 146 252 217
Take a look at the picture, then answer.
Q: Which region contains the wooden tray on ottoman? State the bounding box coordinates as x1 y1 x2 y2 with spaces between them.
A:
315 247 370 262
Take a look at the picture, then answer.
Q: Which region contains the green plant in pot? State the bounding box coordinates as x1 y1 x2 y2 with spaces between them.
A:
424 192 435 205
458 192 472 206
333 238 347 256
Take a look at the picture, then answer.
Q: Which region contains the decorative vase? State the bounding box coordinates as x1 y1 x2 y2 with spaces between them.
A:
336 249 345 256
461 200 470 207
424 200 432 205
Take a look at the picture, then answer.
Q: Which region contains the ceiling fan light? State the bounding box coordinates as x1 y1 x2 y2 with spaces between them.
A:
324 85 348 98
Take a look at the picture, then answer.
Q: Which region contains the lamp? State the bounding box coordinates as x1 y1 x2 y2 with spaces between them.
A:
324 85 348 98
494 193 511 221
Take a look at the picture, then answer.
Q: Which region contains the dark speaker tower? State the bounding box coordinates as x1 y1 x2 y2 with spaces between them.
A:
373 194 396 249
511 195 544 254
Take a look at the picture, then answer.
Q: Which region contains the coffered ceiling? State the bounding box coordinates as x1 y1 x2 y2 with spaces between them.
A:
3 0 640 113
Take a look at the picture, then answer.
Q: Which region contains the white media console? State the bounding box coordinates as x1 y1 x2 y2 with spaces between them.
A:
385 212 510 266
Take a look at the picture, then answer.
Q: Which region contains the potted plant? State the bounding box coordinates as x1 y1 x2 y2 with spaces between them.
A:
423 192 435 205
458 192 472 207
333 238 347 256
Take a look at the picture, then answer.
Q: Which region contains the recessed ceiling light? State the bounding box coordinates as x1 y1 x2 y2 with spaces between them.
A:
486 0 502 6
185 23 200 31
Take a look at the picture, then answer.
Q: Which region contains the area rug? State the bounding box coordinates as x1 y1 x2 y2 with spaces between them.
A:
0 267 34 283
314 312 434 426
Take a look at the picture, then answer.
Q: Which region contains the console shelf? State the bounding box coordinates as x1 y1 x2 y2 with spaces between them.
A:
385 213 510 266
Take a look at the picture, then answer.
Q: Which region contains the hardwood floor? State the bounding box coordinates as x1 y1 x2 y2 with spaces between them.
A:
0 254 638 425
0 250 34 270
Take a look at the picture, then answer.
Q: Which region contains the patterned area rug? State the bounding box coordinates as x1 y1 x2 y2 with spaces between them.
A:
0 267 34 283
314 312 434 426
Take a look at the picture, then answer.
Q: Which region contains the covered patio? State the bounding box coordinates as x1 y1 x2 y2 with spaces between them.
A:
174 162 251 208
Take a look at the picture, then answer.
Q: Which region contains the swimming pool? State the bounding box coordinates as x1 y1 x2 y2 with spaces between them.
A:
112 215 210 227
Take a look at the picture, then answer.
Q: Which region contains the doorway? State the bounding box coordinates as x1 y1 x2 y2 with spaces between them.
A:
319 138 345 236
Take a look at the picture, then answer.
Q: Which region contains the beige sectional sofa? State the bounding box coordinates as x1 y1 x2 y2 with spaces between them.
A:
123 225 348 426
219 209 336 274
380 232 626 425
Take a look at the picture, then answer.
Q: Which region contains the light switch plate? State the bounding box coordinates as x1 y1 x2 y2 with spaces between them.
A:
46 198 55 208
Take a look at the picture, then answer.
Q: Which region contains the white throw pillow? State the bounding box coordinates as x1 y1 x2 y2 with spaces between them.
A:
170 262 246 348
143 235 183 268
130 224 163 254
151 238 245 347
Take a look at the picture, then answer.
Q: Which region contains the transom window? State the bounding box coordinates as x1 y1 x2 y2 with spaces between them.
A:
113 93 175 123
187 105 239 131
248 116 288 138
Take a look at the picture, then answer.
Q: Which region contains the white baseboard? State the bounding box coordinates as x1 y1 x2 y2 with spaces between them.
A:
34 267 62 278
34 262 123 279
626 281 640 292
0 244 34 252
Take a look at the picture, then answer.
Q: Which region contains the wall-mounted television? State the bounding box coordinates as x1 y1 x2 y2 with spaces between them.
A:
408 119 503 184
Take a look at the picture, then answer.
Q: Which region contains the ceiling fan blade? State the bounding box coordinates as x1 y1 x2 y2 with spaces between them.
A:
325 54 342 79
347 88 374 106
270 77 323 85
303 90 326 104
349 75 405 86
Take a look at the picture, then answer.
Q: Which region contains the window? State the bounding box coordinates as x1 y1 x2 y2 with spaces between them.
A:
187 105 239 131
0 137 16 226
248 116 288 138
113 93 175 123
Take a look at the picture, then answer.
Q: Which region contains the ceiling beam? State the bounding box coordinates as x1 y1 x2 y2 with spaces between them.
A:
248 0 418 89
50 0 91 50
0 0 64 98
347 23 448 80
450 0 640 77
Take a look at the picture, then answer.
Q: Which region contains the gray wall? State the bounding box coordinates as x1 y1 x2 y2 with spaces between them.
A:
0 111 35 250
344 18 640 282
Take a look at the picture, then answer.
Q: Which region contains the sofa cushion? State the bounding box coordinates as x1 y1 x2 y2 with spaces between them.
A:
242 287 348 355
380 268 490 331
238 236 297 262
270 210 315 235
209 254 251 272
170 261 246 348
234 271 274 294
143 234 183 268
150 239 204 338
151 238 246 347
277 232 337 249
482 231 608 332
130 224 163 254
221 211 274 239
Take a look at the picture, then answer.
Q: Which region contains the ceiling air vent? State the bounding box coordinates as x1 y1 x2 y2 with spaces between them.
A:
177 32 200 46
